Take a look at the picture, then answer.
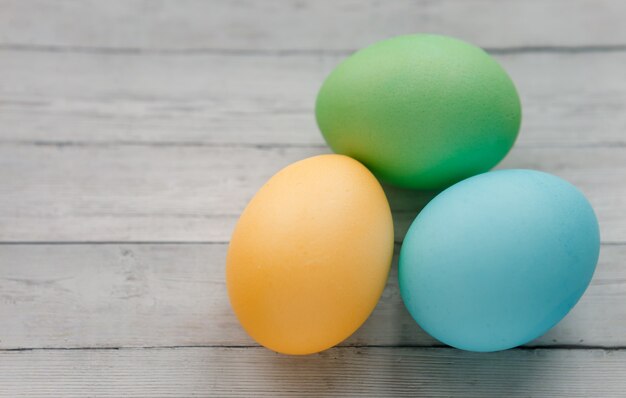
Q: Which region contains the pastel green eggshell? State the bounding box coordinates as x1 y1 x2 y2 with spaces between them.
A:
399 169 600 352
316 34 521 189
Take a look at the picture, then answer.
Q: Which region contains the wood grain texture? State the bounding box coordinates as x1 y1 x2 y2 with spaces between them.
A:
0 50 625 147
1 1 625 396
2 0 626 51
1 145 624 243
0 243 623 349
1 347 626 397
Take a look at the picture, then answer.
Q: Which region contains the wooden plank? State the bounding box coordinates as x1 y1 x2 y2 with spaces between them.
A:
1 2 622 396
1 347 625 397
0 145 624 243
0 50 625 147
0 243 623 349
2 0 626 51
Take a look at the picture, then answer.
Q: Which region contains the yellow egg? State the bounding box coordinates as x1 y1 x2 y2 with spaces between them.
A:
226 154 394 355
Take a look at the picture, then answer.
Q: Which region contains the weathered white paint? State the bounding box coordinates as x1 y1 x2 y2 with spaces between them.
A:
0 243 623 349
1 347 626 397
0 145 624 242
2 0 626 51
1 0 625 395
0 50 624 147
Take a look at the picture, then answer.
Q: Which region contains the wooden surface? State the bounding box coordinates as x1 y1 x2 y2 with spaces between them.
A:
1 1 625 396
2 348 626 397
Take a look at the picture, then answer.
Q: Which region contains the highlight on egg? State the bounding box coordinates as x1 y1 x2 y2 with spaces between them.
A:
316 34 521 190
226 154 394 355
399 169 600 352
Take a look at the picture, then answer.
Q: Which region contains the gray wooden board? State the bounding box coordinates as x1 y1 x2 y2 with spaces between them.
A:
0 50 625 147
0 243 624 349
0 145 624 243
1 347 626 397
1 0 626 396
2 0 626 51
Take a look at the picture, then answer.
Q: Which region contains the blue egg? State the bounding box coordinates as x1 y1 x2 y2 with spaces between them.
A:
399 169 600 352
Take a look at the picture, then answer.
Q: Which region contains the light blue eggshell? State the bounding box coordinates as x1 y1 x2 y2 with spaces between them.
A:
399 169 600 352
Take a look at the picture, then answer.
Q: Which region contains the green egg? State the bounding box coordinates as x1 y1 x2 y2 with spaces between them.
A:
315 34 522 189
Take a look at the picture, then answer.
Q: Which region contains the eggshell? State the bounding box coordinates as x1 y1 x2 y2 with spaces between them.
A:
399 169 600 352
226 154 394 355
316 34 521 189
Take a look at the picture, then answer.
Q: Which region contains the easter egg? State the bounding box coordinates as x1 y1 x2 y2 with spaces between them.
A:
226 154 394 355
399 169 600 352
316 34 521 189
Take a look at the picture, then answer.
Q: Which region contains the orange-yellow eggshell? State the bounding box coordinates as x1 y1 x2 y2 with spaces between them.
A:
226 154 394 355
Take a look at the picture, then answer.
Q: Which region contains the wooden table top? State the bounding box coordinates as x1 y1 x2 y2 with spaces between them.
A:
1 1 625 396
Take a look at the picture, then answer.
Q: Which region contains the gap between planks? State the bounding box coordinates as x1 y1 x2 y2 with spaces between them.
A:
3 141 626 150
1 43 626 57
3 344 626 352
1 241 624 246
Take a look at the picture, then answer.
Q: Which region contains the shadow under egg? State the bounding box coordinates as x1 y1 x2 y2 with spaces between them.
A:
382 183 440 244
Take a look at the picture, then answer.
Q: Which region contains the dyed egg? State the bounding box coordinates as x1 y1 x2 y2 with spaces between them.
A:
316 34 521 189
399 169 600 352
226 154 394 355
